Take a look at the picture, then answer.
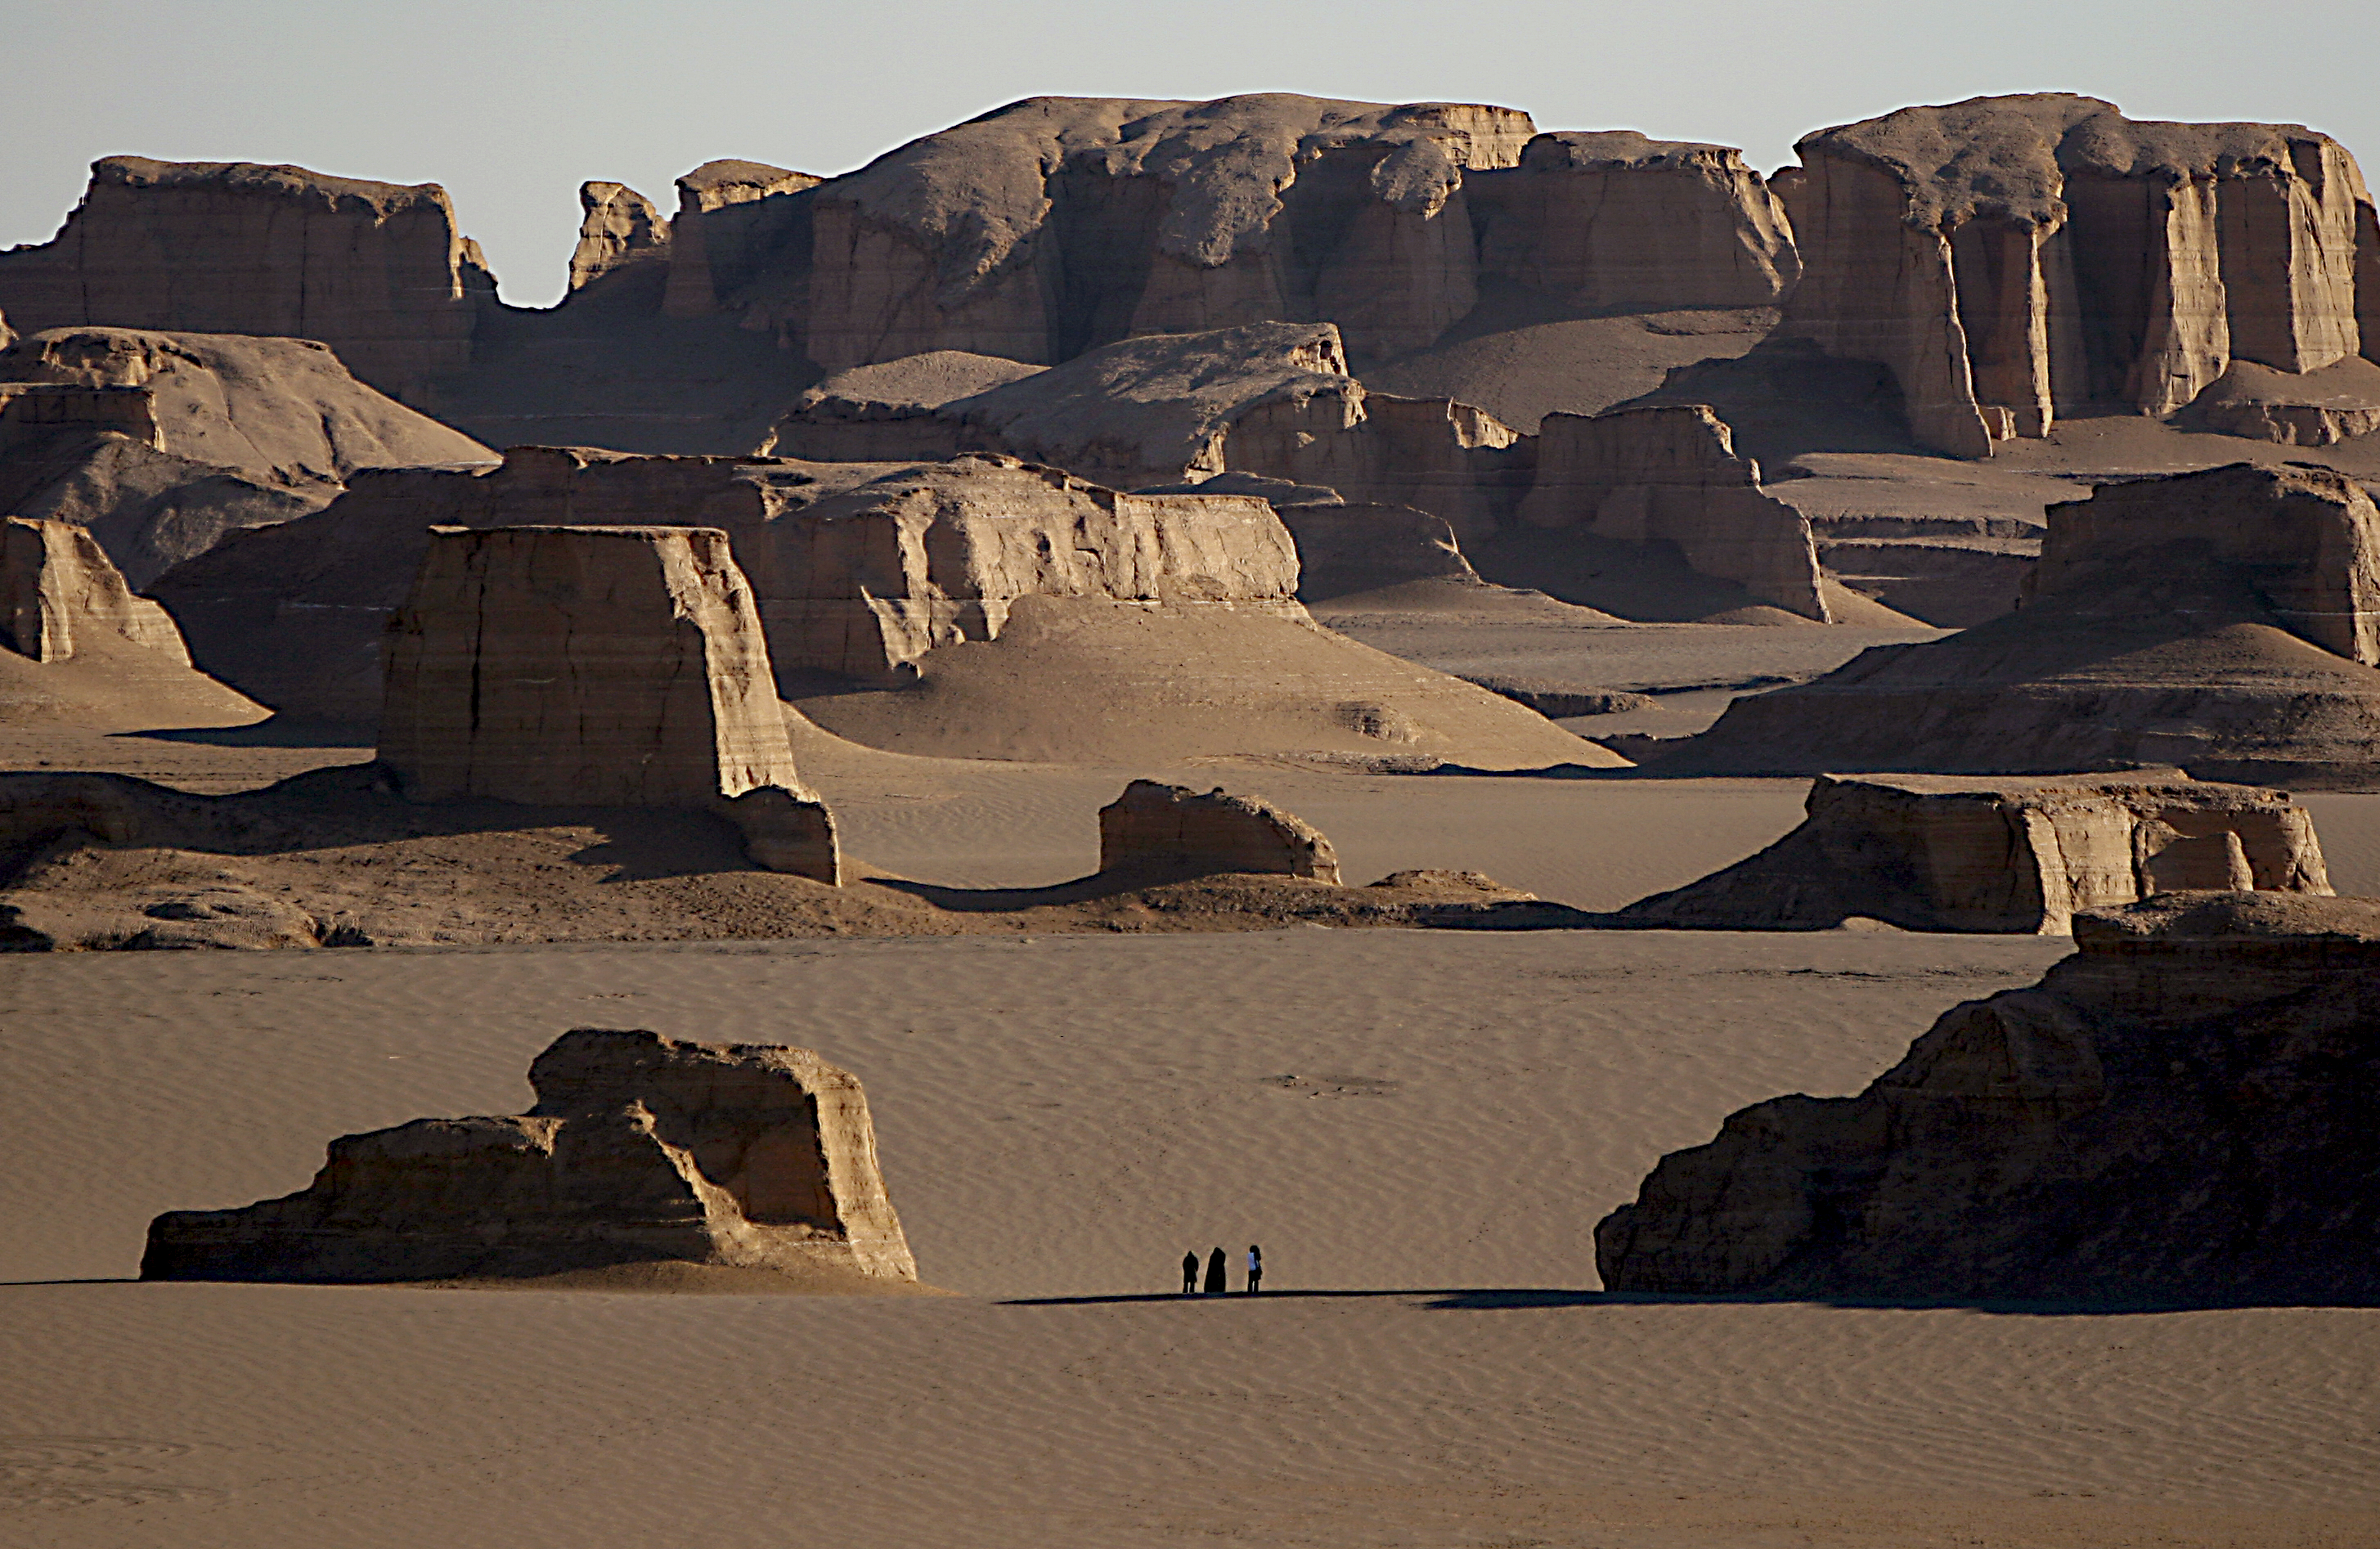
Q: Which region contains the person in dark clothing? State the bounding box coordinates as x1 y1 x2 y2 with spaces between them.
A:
1204 1245 1227 1294
1246 1244 1263 1293
1180 1249 1199 1295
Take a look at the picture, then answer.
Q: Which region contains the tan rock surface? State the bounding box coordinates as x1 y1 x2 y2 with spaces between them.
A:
142 1027 917 1285
660 159 822 321
568 181 670 290
1099 779 1341 882
2185 356 2380 445
0 156 486 402
1597 892 2380 1305
1618 772 2329 934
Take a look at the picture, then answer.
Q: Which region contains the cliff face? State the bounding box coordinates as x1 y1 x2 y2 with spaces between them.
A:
0 157 486 404
142 1027 917 1284
1596 892 2380 1306
1783 94 2377 456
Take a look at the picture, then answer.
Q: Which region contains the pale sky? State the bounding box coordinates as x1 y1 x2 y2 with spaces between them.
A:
4 0 2375 308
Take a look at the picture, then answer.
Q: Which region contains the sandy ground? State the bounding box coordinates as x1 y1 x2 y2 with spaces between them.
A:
11 722 2380 1544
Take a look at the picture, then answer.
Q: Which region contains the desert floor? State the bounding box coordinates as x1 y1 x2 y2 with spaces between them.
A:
8 721 2380 1546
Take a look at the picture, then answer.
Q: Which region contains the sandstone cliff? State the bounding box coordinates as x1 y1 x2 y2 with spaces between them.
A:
0 157 487 403
661 159 823 322
378 523 838 881
142 1027 917 1285
569 182 670 290
1098 780 1341 882
0 326 493 583
0 516 187 665
1782 94 2377 456
1595 892 2380 1306
1646 464 2380 783
1618 772 2329 934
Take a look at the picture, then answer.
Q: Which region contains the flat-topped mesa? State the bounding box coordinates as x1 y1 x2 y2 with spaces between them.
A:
792 94 1535 367
1098 779 1341 882
569 182 670 291
1618 772 2330 935
0 156 485 403
0 516 190 665
1782 93 2376 456
141 1027 918 1285
377 523 838 881
1595 892 2380 1306
1469 131 1799 311
660 159 823 321
1512 403 1827 619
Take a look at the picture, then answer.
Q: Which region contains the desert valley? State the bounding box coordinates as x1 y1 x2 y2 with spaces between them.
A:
6 70 2380 1548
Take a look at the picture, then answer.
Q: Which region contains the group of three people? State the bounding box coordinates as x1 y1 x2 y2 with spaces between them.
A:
1182 1244 1261 1294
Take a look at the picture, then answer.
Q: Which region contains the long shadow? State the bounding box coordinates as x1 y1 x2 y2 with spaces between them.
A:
1002 1286 2345 1315
115 717 374 750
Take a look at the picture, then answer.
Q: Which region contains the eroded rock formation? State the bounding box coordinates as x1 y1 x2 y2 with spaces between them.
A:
1596 892 2380 1305
569 182 670 290
661 159 823 321
0 326 493 583
0 157 487 402
378 523 838 880
1646 463 2380 783
1269 501 1478 601
1619 772 2329 934
142 1027 918 1284
1783 94 2378 455
0 516 188 665
1098 779 1341 881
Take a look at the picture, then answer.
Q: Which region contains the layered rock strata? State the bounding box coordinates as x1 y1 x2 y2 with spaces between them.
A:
1646 463 2380 783
0 516 189 665
0 326 493 583
142 1027 918 1284
661 159 823 322
1098 780 1341 882
1783 94 2378 456
1618 772 2329 934
378 523 837 881
0 157 487 402
1595 892 2380 1305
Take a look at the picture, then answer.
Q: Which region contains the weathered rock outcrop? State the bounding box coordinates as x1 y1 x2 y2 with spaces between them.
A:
151 448 1303 723
762 350 1049 462
0 157 487 403
1269 501 1478 601
0 326 493 583
1469 132 1799 311
0 516 188 665
1648 464 2380 783
1098 779 1341 882
660 160 822 322
569 182 670 290
2184 356 2380 446
378 523 837 880
1619 772 2330 934
142 1027 918 1284
1514 404 1827 619
1783 95 2377 456
1595 892 2380 1305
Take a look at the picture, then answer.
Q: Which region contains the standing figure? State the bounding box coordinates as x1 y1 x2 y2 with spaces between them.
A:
1247 1244 1263 1294
1180 1249 1199 1295
1204 1245 1227 1294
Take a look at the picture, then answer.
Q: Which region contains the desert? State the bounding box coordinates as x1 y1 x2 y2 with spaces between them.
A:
5 15 2380 1547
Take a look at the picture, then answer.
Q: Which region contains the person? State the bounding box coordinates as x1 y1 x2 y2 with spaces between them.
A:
1204 1245 1226 1294
1180 1249 1199 1295
1246 1243 1263 1294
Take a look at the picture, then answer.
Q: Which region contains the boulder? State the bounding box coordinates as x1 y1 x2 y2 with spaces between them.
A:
378 523 838 882
568 182 670 290
141 1027 918 1285
1617 772 2330 934
1098 779 1341 882
0 326 494 583
1595 892 2380 1306
1782 94 2376 456
1513 404 1827 619
0 156 488 403
1649 463 2380 783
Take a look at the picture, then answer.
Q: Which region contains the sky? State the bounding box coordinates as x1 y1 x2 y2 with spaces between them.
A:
3 0 2376 308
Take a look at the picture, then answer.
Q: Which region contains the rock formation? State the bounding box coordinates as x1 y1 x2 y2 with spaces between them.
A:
762 350 1050 462
2183 357 2380 446
378 523 838 881
1595 892 2380 1306
1098 779 1341 881
141 1027 918 1285
0 157 488 403
1268 501 1479 601
1513 404 1827 619
0 516 188 665
1641 463 2380 783
0 326 493 583
1618 772 2330 934
1782 95 2378 456
568 182 670 290
660 160 823 322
